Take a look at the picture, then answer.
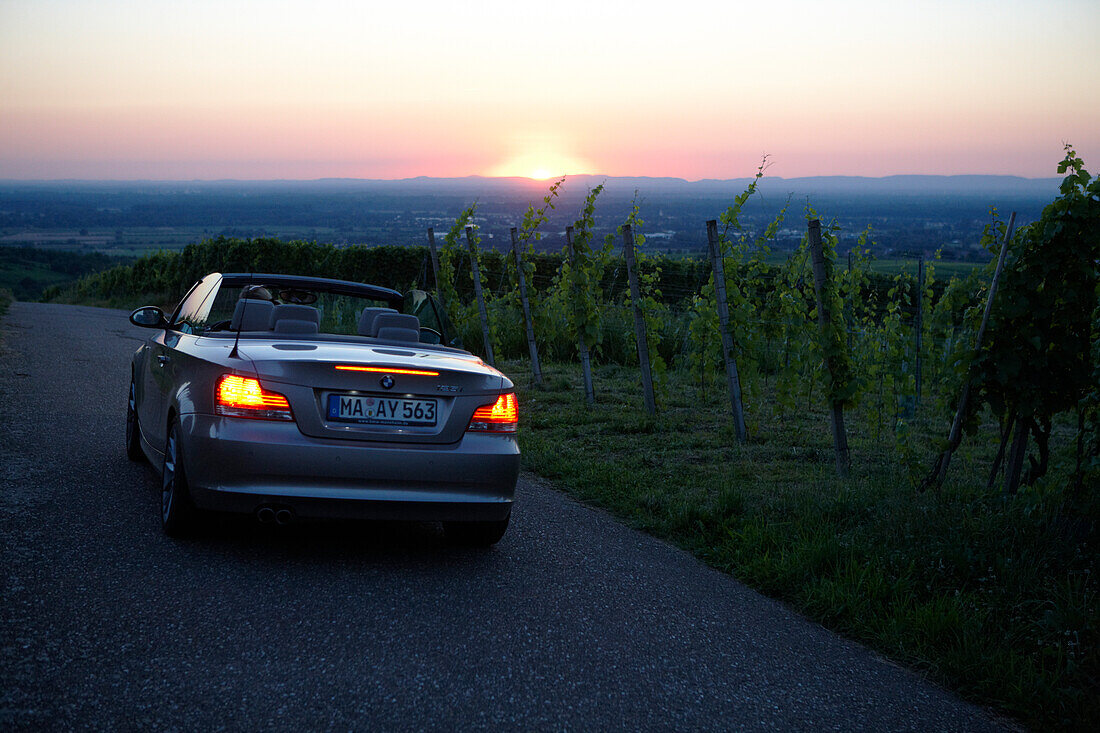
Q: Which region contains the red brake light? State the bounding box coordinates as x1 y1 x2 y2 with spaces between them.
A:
467 393 518 433
335 365 439 376
215 375 293 421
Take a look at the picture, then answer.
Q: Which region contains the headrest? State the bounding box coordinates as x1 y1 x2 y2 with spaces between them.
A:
373 313 422 343
269 304 320 330
357 307 398 337
273 319 319 334
376 326 420 342
230 299 275 331
373 312 420 334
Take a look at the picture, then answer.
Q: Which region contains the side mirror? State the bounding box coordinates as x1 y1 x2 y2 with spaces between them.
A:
130 306 167 329
419 327 442 345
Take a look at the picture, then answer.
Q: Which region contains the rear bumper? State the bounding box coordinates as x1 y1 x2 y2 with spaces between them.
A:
178 413 518 522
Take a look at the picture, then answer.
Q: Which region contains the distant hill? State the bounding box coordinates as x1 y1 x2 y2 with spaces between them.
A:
0 174 1062 260
0 174 1062 201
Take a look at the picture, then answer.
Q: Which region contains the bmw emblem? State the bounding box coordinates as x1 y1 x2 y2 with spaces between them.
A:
379 375 395 390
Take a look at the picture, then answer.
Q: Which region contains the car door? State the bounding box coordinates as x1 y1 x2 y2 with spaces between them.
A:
138 286 197 455
143 277 219 453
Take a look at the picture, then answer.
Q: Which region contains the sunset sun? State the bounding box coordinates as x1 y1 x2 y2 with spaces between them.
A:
488 142 596 180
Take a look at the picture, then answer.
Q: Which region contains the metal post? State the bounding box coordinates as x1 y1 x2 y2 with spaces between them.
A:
807 219 850 478
465 226 495 366
621 224 656 415
705 220 747 442
566 225 595 405
510 227 542 385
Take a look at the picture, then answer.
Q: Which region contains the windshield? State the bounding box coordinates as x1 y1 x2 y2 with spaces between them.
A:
199 282 395 336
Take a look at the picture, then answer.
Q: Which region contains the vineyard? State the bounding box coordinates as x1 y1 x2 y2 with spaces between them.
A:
42 148 1099 728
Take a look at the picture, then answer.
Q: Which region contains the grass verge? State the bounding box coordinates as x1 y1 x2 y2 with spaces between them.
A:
511 360 1097 731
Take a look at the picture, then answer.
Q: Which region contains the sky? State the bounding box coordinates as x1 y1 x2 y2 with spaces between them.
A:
1 0 1098 181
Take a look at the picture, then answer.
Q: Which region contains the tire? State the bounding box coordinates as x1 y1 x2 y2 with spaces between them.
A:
161 420 198 537
443 514 510 547
126 379 144 462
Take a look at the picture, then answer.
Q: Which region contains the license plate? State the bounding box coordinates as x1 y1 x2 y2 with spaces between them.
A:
326 394 437 426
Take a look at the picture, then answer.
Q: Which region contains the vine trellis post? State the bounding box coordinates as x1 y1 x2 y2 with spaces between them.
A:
509 226 542 386
915 255 924 408
921 211 1016 492
565 225 595 405
464 226 495 367
621 224 656 415
705 220 747 442
425 227 443 307
807 219 851 477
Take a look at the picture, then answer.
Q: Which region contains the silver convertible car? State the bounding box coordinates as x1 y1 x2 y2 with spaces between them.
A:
126 272 519 545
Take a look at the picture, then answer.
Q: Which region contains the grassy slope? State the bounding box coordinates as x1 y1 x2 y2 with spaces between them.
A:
0 260 71 300
511 360 1096 731
0 247 136 302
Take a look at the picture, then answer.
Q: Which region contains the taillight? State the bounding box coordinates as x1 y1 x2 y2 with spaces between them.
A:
215 375 293 421
467 393 518 433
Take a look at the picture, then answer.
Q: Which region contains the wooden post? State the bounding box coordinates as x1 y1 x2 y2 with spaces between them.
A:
565 225 595 405
1004 416 1028 495
807 219 850 477
510 227 542 385
920 212 1016 491
986 413 1016 490
915 256 924 408
621 224 656 415
426 227 443 302
705 220 747 442
465 226 495 366
845 250 853 349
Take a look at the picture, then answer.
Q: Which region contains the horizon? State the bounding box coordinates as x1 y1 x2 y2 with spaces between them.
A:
0 172 1068 185
2 1 1098 180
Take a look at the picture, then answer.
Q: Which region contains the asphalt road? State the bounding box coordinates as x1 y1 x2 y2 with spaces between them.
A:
1 302 1006 731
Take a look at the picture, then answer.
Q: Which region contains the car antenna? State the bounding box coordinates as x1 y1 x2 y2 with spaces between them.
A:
229 271 254 360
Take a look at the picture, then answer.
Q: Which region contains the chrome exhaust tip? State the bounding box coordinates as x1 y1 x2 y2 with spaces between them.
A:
274 509 295 526
256 506 276 524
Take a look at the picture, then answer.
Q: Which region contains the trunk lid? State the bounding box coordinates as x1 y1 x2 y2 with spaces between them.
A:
238 340 508 444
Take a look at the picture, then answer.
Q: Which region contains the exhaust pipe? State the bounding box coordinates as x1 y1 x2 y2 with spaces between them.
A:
256 506 276 524
274 508 295 526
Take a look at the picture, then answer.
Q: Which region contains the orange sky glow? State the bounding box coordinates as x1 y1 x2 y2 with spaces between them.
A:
1 0 1098 180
